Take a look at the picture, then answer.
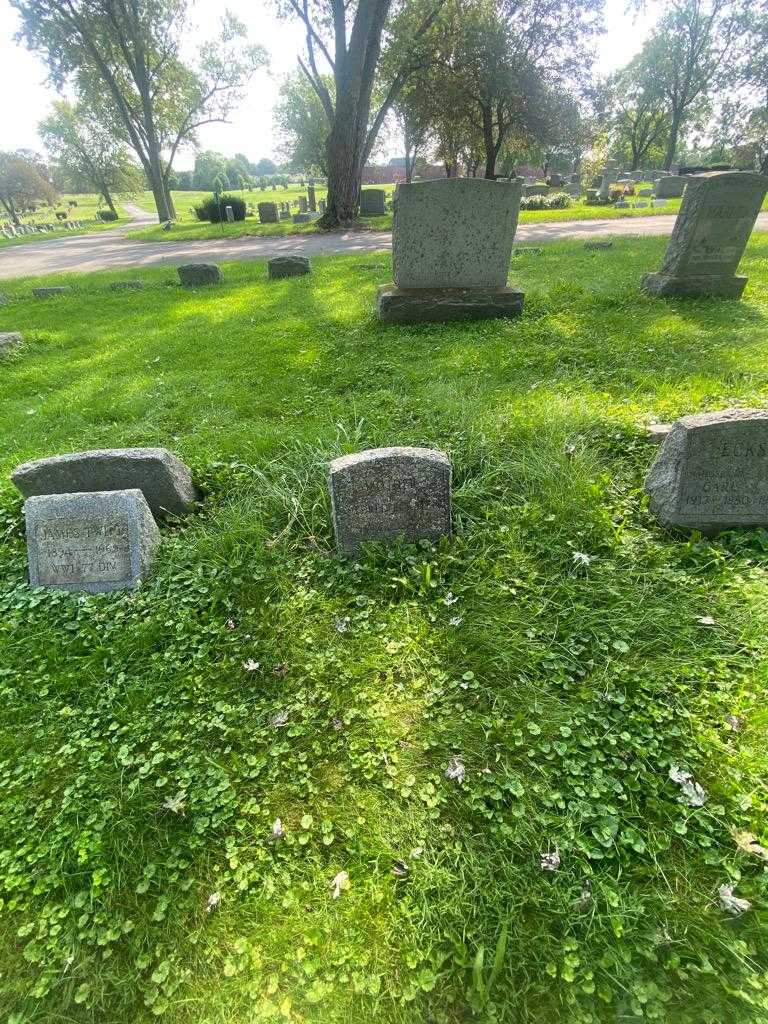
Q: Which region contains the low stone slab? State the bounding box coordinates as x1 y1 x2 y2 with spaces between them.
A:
292 213 313 223
642 272 747 299
25 489 159 593
377 285 524 324
177 264 222 287
11 447 198 519
33 287 71 298
0 331 22 352
584 241 613 250
329 447 451 556
109 281 144 291
645 408 768 533
268 256 311 279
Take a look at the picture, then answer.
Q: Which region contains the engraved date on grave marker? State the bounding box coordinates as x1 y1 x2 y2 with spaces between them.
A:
36 518 131 585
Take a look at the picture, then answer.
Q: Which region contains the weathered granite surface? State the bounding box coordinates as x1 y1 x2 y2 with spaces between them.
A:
12 447 199 519
654 175 687 199
360 189 386 216
645 408 768 532
268 256 311 279
642 171 768 299
177 264 222 286
377 285 523 323
258 202 279 224
392 178 522 289
329 447 452 556
292 213 312 223
25 488 160 593
33 287 71 298
0 331 22 351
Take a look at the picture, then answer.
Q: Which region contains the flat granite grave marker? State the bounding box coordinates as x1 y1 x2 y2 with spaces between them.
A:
178 264 222 287
360 189 386 216
642 171 768 298
377 178 523 323
33 286 71 299
645 409 768 532
329 447 452 556
25 489 160 593
12 447 198 519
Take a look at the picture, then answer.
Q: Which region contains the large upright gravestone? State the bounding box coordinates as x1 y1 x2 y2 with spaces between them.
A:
329 447 452 556
377 178 523 323
25 489 160 593
645 409 768 533
642 171 768 298
11 448 198 519
360 189 386 216
654 175 687 199
258 202 279 224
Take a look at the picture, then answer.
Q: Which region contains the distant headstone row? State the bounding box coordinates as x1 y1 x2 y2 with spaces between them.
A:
12 410 768 592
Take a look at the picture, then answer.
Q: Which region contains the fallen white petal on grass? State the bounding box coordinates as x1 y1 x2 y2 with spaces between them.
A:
572 551 592 567
243 659 261 672
449 616 463 627
269 710 289 729
271 818 285 839
668 765 707 807
226 618 236 631
445 756 466 783
718 883 751 916
162 792 187 815
205 892 221 913
732 829 768 861
697 615 716 626
540 848 561 872
725 715 744 732
443 592 458 606
410 846 424 859
330 871 350 899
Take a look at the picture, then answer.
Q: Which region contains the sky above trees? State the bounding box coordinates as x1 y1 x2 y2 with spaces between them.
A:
0 0 657 166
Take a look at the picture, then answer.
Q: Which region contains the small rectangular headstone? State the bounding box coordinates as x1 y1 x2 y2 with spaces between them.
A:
12 447 198 519
258 202 279 224
329 447 451 556
24 489 160 593
33 287 71 298
359 189 387 216
177 264 222 286
654 175 687 199
645 409 768 532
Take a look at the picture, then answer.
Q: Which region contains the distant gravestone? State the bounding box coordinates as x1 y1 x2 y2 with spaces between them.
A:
268 256 311 279
329 447 452 557
524 184 549 197
12 447 198 519
319 199 327 214
33 287 71 299
307 184 317 212
646 409 768 533
109 281 143 291
584 240 613 250
258 202 279 224
298 196 308 213
292 213 312 223
0 331 22 352
642 171 768 299
360 189 387 216
178 264 222 287
654 175 687 199
24 489 159 593
225 205 235 223
377 178 524 323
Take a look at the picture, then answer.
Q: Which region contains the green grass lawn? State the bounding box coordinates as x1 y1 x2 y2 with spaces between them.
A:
1 236 768 1023
0 193 130 250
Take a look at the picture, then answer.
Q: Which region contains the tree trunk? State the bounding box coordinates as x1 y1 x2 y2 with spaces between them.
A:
481 103 497 179
102 188 117 215
663 113 681 171
319 119 366 227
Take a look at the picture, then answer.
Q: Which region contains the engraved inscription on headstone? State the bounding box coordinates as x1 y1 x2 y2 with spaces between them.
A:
645 409 768 532
25 489 160 593
329 447 452 556
642 171 768 298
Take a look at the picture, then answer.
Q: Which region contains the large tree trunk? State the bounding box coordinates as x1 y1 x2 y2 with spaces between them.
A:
481 104 497 179
320 119 366 227
663 112 681 171
101 187 117 215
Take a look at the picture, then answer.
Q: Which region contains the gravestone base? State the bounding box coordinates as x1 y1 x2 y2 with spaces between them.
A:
377 284 524 324
642 272 747 299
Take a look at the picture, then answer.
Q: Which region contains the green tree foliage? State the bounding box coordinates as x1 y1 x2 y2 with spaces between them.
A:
0 151 57 224
193 151 229 191
12 1 267 222
605 56 670 170
274 71 333 175
38 101 142 214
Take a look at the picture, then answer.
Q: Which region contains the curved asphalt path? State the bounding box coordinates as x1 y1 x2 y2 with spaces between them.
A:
2 201 768 281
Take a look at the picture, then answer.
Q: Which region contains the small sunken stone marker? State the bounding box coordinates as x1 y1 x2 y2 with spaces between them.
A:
584 240 613 250
642 171 768 299
378 178 524 323
25 489 159 593
12 447 198 519
329 447 451 557
33 286 71 298
268 256 311 279
0 331 22 352
177 263 222 287
109 281 144 291
645 408 768 533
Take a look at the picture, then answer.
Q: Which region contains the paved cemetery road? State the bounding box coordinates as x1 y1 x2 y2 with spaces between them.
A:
2 202 768 281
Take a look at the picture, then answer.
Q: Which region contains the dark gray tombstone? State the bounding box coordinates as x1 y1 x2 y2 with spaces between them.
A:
33 287 71 299
307 184 317 212
24 489 160 593
268 256 311 279
298 196 308 213
12 447 198 519
178 264 222 286
329 447 452 556
377 178 524 323
645 409 768 533
258 202 279 224
360 189 387 216
642 171 768 298
654 175 687 199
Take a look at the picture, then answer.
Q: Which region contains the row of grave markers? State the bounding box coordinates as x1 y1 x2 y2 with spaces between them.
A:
9 407 768 593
